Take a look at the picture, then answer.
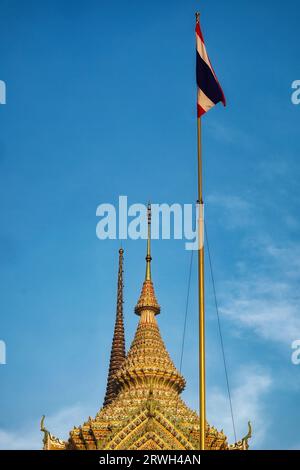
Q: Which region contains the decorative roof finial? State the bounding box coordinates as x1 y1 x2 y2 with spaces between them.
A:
135 203 160 316
145 202 152 281
103 248 126 407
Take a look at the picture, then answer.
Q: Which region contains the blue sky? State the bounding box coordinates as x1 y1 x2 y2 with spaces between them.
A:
0 0 300 450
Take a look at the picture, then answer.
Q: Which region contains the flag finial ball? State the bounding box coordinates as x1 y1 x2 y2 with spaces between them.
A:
195 12 200 23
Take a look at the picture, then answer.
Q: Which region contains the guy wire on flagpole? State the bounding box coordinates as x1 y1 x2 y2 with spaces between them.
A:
205 221 237 443
196 10 206 452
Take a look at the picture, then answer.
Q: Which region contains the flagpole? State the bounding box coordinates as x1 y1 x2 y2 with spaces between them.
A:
197 117 206 451
196 12 206 451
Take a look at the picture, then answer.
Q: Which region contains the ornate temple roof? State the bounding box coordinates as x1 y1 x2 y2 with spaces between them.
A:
41 205 251 450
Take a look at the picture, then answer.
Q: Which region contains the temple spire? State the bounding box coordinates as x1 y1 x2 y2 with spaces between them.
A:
145 202 152 281
135 203 160 316
103 248 126 407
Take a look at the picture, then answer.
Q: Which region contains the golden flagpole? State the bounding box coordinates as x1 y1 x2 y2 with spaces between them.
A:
196 12 206 451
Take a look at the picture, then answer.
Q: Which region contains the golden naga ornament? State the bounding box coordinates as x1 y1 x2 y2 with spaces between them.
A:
41 205 251 451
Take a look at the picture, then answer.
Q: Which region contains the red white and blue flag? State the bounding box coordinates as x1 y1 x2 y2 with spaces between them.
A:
196 18 226 117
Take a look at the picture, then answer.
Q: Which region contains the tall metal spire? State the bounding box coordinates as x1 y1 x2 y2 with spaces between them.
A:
145 202 152 281
103 248 126 407
135 203 160 316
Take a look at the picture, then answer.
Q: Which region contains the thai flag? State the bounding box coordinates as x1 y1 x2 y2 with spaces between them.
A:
196 19 226 117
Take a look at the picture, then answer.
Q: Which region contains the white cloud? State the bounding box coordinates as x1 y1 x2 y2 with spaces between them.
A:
202 192 300 449
220 277 300 345
265 242 300 279
204 194 300 346
206 194 254 229
0 429 40 451
218 236 300 346
207 366 272 449
0 403 90 450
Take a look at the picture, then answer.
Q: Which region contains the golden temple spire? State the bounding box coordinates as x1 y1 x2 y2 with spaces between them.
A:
114 209 186 397
103 248 126 407
135 203 160 316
